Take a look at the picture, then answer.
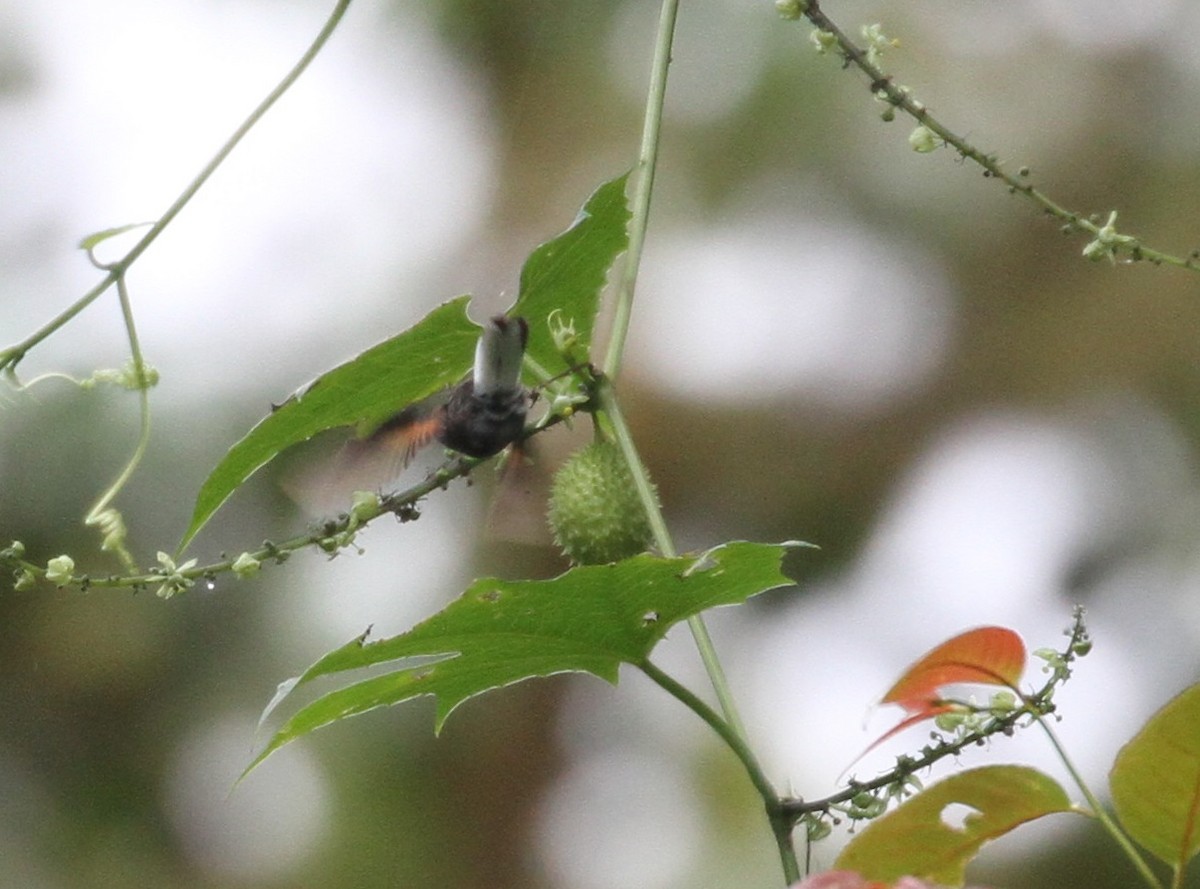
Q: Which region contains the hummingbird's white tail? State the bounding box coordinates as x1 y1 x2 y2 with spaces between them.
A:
473 315 529 396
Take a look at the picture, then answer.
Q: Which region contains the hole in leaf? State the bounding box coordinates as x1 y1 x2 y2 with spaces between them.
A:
939 802 982 833
681 553 717 577
478 588 503 604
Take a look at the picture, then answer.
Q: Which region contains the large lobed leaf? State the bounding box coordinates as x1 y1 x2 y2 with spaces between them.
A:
179 297 479 549
179 174 630 550
510 173 630 375
1109 681 1200 871
835 765 1075 885
248 541 798 772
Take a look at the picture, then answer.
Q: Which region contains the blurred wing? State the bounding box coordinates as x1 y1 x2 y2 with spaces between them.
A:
485 438 554 545
362 404 442 472
282 402 443 516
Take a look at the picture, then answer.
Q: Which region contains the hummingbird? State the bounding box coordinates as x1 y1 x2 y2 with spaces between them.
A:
366 314 531 467
281 315 534 517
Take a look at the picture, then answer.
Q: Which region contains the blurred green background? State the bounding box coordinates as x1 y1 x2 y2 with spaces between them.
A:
2 1 1200 887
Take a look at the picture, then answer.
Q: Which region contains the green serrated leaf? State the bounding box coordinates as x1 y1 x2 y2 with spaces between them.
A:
835 765 1076 884
510 173 630 374
1110 682 1200 870
247 541 798 773
179 297 479 550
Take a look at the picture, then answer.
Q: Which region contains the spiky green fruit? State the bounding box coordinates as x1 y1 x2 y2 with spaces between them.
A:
547 442 654 565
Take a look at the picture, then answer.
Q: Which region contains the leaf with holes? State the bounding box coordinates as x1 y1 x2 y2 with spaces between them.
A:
247 541 801 774
835 765 1076 885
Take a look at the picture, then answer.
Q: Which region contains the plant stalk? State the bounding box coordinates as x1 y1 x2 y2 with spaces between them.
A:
1034 715 1161 889
640 659 800 884
595 379 750 744
798 0 1195 272
602 0 679 377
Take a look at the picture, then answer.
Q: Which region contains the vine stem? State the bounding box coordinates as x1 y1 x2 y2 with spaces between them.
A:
8 407 579 592
83 273 151 570
798 0 1197 272
639 659 800 884
0 0 354 375
591 0 790 870
1033 714 1162 889
589 0 750 746
595 380 751 742
602 0 680 377
586 0 753 745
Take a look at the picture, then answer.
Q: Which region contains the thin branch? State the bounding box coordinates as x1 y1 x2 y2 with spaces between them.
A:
779 610 1091 823
0 0 354 376
795 0 1198 272
2 398 577 595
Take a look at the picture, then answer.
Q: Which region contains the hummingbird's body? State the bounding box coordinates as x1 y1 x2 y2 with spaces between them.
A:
434 378 529 458
368 314 530 464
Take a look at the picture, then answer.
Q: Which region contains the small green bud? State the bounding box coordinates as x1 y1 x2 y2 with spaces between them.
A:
231 552 262 579
547 442 654 565
908 125 938 153
809 28 837 54
775 0 806 20
348 490 381 527
861 23 899 65
45 555 75 586
989 690 1018 712
153 551 197 599
934 709 966 732
848 791 886 819
13 569 36 591
4 540 26 559
548 309 579 358
804 817 831 842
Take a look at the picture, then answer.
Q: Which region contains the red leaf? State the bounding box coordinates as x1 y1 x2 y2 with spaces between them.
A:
862 705 959 755
848 627 1028 766
882 626 1026 714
